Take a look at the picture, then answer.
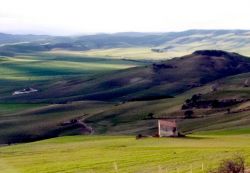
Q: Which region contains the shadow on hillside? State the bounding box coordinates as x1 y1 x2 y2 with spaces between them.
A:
184 135 213 140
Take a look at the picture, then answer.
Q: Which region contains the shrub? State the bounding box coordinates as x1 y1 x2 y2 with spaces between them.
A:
184 110 194 119
209 155 245 173
181 104 188 110
147 113 154 119
191 94 201 102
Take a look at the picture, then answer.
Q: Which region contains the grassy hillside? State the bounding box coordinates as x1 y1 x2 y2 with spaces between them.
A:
1 32 250 173
0 103 46 115
2 50 250 144
0 52 149 103
5 50 250 103
1 134 250 173
0 101 114 144
85 72 250 136
2 72 250 144
0 54 146 80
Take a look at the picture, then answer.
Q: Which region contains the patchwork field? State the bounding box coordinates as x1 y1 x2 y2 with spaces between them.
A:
1 134 250 173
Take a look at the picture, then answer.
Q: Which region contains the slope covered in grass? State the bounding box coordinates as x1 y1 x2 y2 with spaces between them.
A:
5 50 250 103
0 101 114 144
3 50 250 143
2 73 250 145
0 103 46 115
0 52 149 103
0 54 146 80
1 134 250 173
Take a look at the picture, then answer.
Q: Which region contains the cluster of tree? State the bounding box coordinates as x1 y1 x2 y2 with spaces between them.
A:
182 94 202 109
152 63 177 71
130 95 174 101
143 113 154 120
184 110 194 119
182 94 244 110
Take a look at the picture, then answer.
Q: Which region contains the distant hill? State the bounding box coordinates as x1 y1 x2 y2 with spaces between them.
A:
4 50 250 103
0 33 52 44
1 30 250 56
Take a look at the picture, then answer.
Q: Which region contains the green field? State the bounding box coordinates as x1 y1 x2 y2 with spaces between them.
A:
1 134 250 173
0 103 46 115
0 52 150 101
46 43 250 61
0 54 147 81
46 48 185 60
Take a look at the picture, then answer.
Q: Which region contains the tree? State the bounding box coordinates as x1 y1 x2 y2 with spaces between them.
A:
184 110 194 119
181 104 189 110
212 100 219 108
191 94 200 103
147 113 154 119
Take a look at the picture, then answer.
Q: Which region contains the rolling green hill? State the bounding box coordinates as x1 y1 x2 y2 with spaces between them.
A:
0 52 149 105
2 29 250 145
2 70 250 144
2 50 250 144
3 50 250 104
2 31 250 173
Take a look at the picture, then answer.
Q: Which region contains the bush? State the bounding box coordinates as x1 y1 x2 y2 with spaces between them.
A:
209 155 245 173
182 104 189 110
147 113 154 119
184 110 194 119
191 94 201 102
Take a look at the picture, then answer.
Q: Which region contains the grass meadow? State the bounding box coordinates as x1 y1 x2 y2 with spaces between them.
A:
46 46 250 61
0 103 47 115
0 52 148 100
0 54 145 81
46 48 184 60
1 134 250 173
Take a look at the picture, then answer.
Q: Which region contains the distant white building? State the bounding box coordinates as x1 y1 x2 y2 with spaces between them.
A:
12 88 38 95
